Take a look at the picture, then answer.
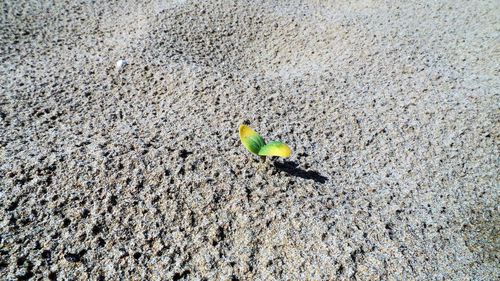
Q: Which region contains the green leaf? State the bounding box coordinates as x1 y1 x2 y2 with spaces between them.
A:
239 124 265 155
258 141 292 158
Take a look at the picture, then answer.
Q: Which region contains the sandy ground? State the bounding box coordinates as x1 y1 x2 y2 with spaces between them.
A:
1 0 499 280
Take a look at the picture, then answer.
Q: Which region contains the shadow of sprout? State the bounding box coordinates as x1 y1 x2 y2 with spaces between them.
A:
273 160 328 184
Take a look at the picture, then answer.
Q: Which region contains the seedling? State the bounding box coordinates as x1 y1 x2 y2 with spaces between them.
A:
239 124 291 162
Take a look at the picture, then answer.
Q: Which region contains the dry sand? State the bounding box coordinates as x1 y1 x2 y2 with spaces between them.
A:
1 0 499 280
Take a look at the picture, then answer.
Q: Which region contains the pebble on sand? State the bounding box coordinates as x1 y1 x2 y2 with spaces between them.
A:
116 59 128 69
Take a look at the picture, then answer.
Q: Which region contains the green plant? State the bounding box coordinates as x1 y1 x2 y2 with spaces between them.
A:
239 124 291 161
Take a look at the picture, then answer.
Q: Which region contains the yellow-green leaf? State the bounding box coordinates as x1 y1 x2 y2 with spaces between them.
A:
258 141 292 158
239 124 265 155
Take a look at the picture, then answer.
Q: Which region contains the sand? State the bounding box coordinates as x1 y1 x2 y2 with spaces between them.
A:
1 0 498 280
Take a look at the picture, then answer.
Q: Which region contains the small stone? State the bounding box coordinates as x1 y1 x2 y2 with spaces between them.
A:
116 59 128 69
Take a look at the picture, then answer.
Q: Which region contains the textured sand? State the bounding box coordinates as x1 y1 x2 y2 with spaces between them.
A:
1 0 499 280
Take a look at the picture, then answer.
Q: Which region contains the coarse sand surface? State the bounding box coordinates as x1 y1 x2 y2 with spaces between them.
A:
1 0 498 280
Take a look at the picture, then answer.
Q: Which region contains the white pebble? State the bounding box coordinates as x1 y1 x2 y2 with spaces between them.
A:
116 59 128 69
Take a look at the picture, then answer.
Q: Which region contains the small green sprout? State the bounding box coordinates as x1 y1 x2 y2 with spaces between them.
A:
239 124 292 162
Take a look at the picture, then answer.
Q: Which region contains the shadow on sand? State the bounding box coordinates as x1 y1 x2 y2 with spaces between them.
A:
274 160 328 184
